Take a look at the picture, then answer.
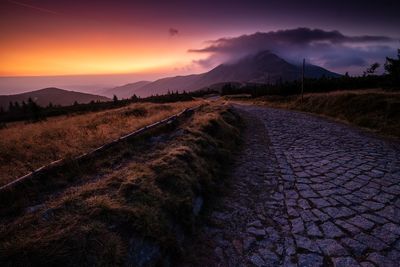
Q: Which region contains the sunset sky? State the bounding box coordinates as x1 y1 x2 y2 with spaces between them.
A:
0 0 399 93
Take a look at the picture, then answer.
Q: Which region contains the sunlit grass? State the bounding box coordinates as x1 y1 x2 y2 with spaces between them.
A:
0 104 242 266
0 101 200 186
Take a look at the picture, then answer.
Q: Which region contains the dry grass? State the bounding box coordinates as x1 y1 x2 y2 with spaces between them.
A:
0 101 200 186
0 104 242 266
250 89 400 138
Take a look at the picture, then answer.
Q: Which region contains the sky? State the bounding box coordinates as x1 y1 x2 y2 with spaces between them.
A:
0 0 399 94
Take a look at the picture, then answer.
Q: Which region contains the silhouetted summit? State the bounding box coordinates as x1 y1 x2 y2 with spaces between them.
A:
127 51 339 97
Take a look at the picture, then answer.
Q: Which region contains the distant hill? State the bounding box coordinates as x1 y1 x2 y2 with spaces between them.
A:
0 87 110 110
129 51 340 97
101 81 151 98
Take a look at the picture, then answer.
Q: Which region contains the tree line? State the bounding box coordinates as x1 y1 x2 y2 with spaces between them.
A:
2 50 398 124
221 49 400 97
0 89 216 124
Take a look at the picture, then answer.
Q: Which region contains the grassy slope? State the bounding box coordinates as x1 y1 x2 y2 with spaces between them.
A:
254 89 400 138
0 104 242 266
0 101 199 186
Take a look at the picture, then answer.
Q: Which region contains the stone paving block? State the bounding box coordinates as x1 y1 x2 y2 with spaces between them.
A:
327 198 340 206
291 217 305 234
351 205 369 213
321 221 344 238
258 248 279 265
299 190 319 198
300 210 318 222
375 206 399 223
340 238 368 257
317 239 348 256
288 206 300 217
344 195 364 204
335 220 363 235
247 227 266 237
298 199 312 210
249 254 265 267
298 253 323 267
382 222 400 235
346 215 375 230
311 209 330 222
371 225 398 245
294 235 320 253
285 190 299 199
306 222 323 237
243 236 256 251
373 193 395 204
360 261 375 267
333 195 352 205
324 207 350 219
354 233 388 251
387 249 400 262
265 227 280 242
361 200 384 210
284 236 297 257
331 257 360 267
310 198 331 208
367 252 397 267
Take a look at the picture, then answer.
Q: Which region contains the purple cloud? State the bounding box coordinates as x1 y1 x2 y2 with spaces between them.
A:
169 28 179 37
189 28 398 74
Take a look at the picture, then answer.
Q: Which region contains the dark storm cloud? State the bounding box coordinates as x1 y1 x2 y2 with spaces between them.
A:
192 58 215 69
322 56 368 68
189 28 398 73
169 28 179 37
189 28 393 53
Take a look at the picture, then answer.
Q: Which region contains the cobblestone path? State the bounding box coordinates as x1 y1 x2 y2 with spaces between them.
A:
180 105 400 267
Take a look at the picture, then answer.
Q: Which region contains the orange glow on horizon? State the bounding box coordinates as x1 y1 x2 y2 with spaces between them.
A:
0 1 228 77
0 11 210 77
0 51 186 77
0 34 205 76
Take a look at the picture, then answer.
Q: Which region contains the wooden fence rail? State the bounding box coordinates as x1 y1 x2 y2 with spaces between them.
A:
0 105 201 192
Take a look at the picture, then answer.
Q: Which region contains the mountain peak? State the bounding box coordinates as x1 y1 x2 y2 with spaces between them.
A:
102 81 152 98
115 51 340 97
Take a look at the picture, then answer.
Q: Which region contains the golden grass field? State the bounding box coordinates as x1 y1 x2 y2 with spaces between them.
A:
0 101 200 186
0 104 242 266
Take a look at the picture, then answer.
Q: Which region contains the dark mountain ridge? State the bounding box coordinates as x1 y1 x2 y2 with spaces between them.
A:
130 51 340 97
0 87 110 110
101 81 151 98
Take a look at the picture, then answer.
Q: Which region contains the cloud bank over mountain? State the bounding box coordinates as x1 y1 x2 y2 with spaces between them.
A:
190 28 399 74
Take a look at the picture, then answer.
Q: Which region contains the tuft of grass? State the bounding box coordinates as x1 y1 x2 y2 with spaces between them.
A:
0 101 200 186
0 104 242 266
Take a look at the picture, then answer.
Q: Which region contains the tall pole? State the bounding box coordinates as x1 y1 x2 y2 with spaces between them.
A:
301 58 305 104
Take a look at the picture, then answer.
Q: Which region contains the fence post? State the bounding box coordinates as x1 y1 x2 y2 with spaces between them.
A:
301 58 305 105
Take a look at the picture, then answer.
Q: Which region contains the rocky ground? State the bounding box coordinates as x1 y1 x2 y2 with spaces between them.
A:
179 105 400 267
